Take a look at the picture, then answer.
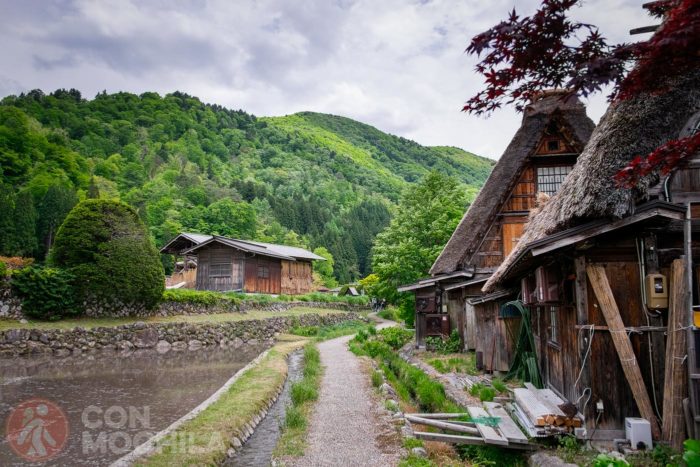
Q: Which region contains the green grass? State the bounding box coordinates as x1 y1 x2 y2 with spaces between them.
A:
0 307 350 331
371 370 383 388
274 344 323 459
377 307 398 321
138 338 307 466
425 352 478 375
350 336 463 414
288 320 373 342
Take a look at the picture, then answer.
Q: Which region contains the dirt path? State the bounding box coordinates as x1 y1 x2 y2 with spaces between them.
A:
289 318 401 467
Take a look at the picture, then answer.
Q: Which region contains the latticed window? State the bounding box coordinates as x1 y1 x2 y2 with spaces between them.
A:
258 266 269 278
210 263 231 278
537 166 573 195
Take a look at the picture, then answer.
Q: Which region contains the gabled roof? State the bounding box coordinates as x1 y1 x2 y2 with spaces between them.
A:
243 240 326 261
485 70 700 292
430 91 595 275
167 233 326 262
160 232 213 254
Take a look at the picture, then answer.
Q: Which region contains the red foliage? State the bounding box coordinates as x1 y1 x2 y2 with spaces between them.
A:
466 0 700 184
615 133 700 188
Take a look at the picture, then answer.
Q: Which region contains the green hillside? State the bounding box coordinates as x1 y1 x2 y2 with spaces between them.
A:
0 89 494 282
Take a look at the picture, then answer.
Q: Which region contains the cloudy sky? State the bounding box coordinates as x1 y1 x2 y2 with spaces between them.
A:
0 0 652 159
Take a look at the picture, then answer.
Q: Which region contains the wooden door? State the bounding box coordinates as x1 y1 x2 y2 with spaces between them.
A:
244 259 257 293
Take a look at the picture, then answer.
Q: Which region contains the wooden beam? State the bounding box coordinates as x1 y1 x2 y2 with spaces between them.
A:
586 264 662 439
573 325 667 332
413 432 485 446
483 402 529 444
405 415 480 435
662 259 689 450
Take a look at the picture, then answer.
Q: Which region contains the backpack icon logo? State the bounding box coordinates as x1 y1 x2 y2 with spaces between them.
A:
6 398 69 462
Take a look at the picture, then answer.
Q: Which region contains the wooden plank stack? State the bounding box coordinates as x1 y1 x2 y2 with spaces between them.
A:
512 384 582 435
407 409 533 450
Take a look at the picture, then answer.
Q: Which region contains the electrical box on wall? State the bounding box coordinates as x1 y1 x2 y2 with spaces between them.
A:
644 273 668 310
625 417 652 450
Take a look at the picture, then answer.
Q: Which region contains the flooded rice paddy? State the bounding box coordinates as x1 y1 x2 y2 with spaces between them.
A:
0 344 268 466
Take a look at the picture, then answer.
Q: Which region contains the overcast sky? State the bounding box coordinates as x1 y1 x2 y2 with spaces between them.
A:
0 0 652 159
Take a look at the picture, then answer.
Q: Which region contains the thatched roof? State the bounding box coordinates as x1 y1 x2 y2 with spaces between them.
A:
485 69 700 291
430 91 595 275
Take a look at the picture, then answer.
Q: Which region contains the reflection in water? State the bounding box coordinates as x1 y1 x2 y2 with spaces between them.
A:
226 350 303 467
0 344 268 466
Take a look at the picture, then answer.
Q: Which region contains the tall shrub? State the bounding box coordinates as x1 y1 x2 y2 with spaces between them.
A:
51 199 164 312
11 267 77 320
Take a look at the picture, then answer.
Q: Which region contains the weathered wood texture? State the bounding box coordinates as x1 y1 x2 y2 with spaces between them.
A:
166 268 197 288
281 260 313 295
466 406 509 446
586 264 662 440
465 302 477 350
662 259 689 449
195 243 245 291
244 257 281 294
483 402 529 444
474 301 519 372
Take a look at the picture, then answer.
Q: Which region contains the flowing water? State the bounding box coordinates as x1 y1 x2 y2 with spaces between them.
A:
225 350 304 467
0 344 268 466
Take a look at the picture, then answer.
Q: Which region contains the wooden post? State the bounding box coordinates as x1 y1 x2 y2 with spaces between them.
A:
662 259 688 449
586 264 662 440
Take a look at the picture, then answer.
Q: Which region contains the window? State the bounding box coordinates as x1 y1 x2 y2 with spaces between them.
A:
549 306 559 344
547 139 561 152
210 263 231 278
537 166 573 195
257 265 269 279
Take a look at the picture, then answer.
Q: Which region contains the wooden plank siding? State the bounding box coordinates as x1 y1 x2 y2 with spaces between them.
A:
504 167 537 212
195 243 245 291
244 257 281 294
281 260 314 295
474 301 520 372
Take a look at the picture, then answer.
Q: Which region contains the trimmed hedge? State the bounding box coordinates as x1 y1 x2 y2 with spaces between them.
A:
11 267 77 320
51 199 164 312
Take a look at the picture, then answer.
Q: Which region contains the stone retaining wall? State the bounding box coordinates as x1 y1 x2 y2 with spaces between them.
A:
0 312 357 357
0 279 366 319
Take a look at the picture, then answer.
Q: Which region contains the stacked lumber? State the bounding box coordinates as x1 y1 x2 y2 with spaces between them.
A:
406 409 532 450
512 384 582 433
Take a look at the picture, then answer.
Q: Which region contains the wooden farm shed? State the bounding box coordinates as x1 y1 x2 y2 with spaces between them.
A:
400 91 595 361
161 233 324 294
486 69 700 444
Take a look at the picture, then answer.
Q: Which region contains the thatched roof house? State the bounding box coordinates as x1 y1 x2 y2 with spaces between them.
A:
486 69 700 291
431 90 595 276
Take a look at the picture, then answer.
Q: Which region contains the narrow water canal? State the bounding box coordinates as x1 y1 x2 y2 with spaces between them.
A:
225 350 304 466
0 344 268 466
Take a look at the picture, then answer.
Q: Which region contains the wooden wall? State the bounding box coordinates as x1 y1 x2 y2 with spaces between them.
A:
244 257 282 294
474 301 519 373
446 290 465 348
281 260 314 295
195 243 245 291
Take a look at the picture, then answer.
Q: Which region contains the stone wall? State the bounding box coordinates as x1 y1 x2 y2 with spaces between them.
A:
0 279 366 319
0 312 357 357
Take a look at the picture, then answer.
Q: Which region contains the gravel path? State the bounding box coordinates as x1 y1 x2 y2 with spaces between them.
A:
290 319 401 467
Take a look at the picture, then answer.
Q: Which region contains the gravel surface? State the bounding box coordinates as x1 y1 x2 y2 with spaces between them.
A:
289 320 401 467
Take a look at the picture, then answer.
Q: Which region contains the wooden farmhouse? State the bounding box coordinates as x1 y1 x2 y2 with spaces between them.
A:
161 233 325 294
399 91 595 366
483 70 700 444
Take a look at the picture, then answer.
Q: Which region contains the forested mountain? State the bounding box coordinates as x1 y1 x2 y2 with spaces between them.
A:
0 89 494 282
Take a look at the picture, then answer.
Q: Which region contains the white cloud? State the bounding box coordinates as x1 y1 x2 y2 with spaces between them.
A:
0 0 651 159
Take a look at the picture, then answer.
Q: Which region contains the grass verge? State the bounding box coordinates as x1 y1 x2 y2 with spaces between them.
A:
136 338 306 466
288 319 374 341
273 343 322 459
0 307 353 331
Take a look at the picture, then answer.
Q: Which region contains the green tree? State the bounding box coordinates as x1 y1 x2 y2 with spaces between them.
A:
203 198 257 239
312 246 337 287
51 199 164 312
371 171 468 324
12 191 37 257
36 183 78 259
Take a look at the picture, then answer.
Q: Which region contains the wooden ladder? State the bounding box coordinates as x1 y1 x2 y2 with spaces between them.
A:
685 202 700 438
